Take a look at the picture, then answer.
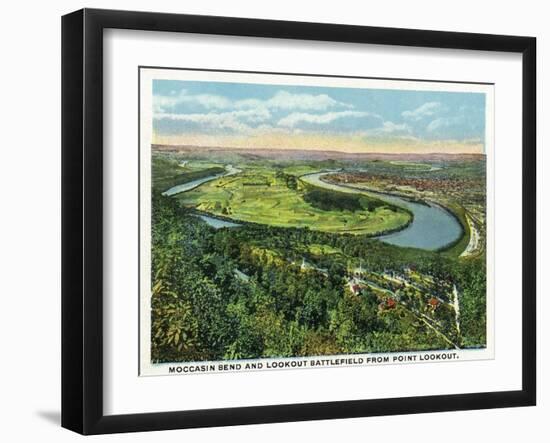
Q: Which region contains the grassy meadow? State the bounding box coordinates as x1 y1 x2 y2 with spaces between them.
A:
174 166 411 236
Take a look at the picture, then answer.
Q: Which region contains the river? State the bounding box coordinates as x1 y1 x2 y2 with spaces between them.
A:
194 214 242 229
300 172 463 251
165 166 463 251
162 165 241 197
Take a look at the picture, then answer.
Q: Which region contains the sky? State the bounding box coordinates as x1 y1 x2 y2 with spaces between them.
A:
152 79 487 154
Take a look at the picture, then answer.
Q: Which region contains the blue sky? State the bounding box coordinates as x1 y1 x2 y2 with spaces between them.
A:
152 79 486 153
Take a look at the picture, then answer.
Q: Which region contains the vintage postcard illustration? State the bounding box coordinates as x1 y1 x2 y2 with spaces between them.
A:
139 68 493 376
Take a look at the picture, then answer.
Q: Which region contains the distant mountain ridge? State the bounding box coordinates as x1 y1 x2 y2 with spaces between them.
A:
152 144 485 162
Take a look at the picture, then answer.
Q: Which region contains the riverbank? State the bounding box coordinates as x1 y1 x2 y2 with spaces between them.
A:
301 172 464 252
320 174 471 256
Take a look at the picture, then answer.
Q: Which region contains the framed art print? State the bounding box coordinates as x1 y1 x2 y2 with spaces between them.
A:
62 8 536 434
138 68 495 376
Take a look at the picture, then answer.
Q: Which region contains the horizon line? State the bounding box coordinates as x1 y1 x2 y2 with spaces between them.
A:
151 143 486 156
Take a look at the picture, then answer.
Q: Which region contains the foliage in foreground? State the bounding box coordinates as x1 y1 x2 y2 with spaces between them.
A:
151 193 486 363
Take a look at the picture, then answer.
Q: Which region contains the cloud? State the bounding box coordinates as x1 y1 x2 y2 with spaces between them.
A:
377 121 411 134
277 111 378 128
356 121 413 141
153 95 179 113
153 92 231 112
154 108 272 133
401 102 442 121
426 117 452 132
153 87 363 136
187 94 232 109
153 85 485 149
154 89 353 115
425 104 483 136
245 90 352 111
401 101 484 140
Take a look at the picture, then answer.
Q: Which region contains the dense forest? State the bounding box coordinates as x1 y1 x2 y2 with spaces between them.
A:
151 192 486 363
303 187 386 213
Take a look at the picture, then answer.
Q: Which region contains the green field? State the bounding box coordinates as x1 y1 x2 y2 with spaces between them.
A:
175 168 411 235
388 161 435 171
307 243 342 256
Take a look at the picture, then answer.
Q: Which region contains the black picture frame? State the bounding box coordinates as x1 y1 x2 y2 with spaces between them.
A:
62 8 536 435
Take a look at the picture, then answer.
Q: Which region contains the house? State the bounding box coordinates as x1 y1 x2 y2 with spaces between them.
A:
347 279 362 295
379 297 397 311
427 297 440 310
